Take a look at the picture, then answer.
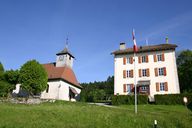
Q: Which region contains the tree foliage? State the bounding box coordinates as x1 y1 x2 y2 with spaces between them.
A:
19 60 48 95
0 62 13 97
177 50 192 93
4 70 20 85
0 62 4 80
80 76 114 102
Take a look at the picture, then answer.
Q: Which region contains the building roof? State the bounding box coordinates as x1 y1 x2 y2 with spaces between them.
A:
112 44 177 55
43 63 82 89
56 47 75 58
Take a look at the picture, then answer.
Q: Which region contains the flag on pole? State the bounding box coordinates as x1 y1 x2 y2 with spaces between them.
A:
132 29 138 53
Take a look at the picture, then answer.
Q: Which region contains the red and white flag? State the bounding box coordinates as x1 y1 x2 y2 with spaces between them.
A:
132 29 138 53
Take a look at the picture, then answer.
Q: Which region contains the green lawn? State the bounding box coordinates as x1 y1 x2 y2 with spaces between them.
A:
0 101 191 128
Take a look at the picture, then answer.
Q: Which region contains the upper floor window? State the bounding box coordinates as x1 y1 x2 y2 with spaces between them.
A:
127 57 133 64
155 67 167 76
123 70 133 78
157 54 163 61
139 68 150 77
154 53 165 62
138 55 148 63
142 56 146 63
142 69 147 77
158 68 164 76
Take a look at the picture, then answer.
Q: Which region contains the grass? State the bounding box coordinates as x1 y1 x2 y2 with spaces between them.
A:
0 101 191 128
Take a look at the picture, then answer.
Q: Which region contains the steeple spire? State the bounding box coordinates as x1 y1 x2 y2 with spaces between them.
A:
65 35 69 49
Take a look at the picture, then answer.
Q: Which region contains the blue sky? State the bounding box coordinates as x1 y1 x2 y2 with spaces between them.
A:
0 0 192 83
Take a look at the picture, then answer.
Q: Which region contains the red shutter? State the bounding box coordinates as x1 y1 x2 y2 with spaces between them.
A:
164 67 167 76
123 57 126 65
146 55 149 63
154 54 157 62
162 53 165 61
147 68 150 77
138 56 141 63
156 83 159 92
130 57 133 64
165 82 168 91
123 70 126 78
131 84 134 92
155 68 158 76
139 69 142 77
123 84 126 92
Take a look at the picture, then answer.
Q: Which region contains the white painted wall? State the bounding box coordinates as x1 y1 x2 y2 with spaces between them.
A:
41 80 81 101
56 54 74 68
114 50 180 100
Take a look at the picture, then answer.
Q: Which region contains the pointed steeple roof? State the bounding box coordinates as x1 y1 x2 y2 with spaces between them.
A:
56 47 75 58
56 38 75 58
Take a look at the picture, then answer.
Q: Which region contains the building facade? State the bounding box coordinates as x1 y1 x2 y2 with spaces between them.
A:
13 46 82 101
41 47 82 101
112 43 180 101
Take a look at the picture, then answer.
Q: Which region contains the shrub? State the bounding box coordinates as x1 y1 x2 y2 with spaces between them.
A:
111 95 148 105
154 93 192 105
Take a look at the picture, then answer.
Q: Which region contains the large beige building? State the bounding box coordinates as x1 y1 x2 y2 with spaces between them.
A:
112 43 180 101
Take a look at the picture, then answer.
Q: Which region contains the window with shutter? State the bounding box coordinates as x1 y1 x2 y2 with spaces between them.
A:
156 83 159 92
162 53 165 61
123 70 126 78
138 56 141 63
163 67 167 76
130 70 133 78
123 57 126 65
146 55 149 63
147 68 150 77
154 54 157 62
139 69 142 77
155 68 158 76
123 84 126 92
130 57 133 64
165 82 168 91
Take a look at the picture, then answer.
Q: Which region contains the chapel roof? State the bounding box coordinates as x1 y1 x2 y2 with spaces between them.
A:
43 63 82 89
112 43 177 55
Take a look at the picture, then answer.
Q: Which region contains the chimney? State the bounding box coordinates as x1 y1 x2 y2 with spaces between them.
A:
120 42 126 50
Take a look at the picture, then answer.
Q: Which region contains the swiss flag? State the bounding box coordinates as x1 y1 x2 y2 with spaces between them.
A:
132 29 138 53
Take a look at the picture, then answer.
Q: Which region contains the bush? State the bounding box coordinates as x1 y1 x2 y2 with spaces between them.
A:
111 95 148 105
154 93 192 105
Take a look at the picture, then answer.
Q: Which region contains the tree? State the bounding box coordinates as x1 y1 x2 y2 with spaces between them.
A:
4 70 20 85
177 50 192 93
0 62 4 80
0 81 12 97
19 60 48 95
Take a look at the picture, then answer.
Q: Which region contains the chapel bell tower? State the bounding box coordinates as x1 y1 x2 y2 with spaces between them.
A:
56 41 74 68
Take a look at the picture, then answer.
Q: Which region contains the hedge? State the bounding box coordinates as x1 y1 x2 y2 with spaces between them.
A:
111 95 148 105
154 93 192 105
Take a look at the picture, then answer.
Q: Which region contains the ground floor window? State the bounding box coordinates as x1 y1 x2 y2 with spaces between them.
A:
160 82 165 91
126 84 132 93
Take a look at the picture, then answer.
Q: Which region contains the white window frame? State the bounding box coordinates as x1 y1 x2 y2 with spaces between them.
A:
142 69 147 77
142 56 146 63
157 54 162 61
127 57 131 64
126 70 131 78
126 84 131 93
160 82 165 91
158 68 164 76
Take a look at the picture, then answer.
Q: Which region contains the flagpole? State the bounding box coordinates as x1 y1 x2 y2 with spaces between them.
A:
134 52 137 114
132 29 137 114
